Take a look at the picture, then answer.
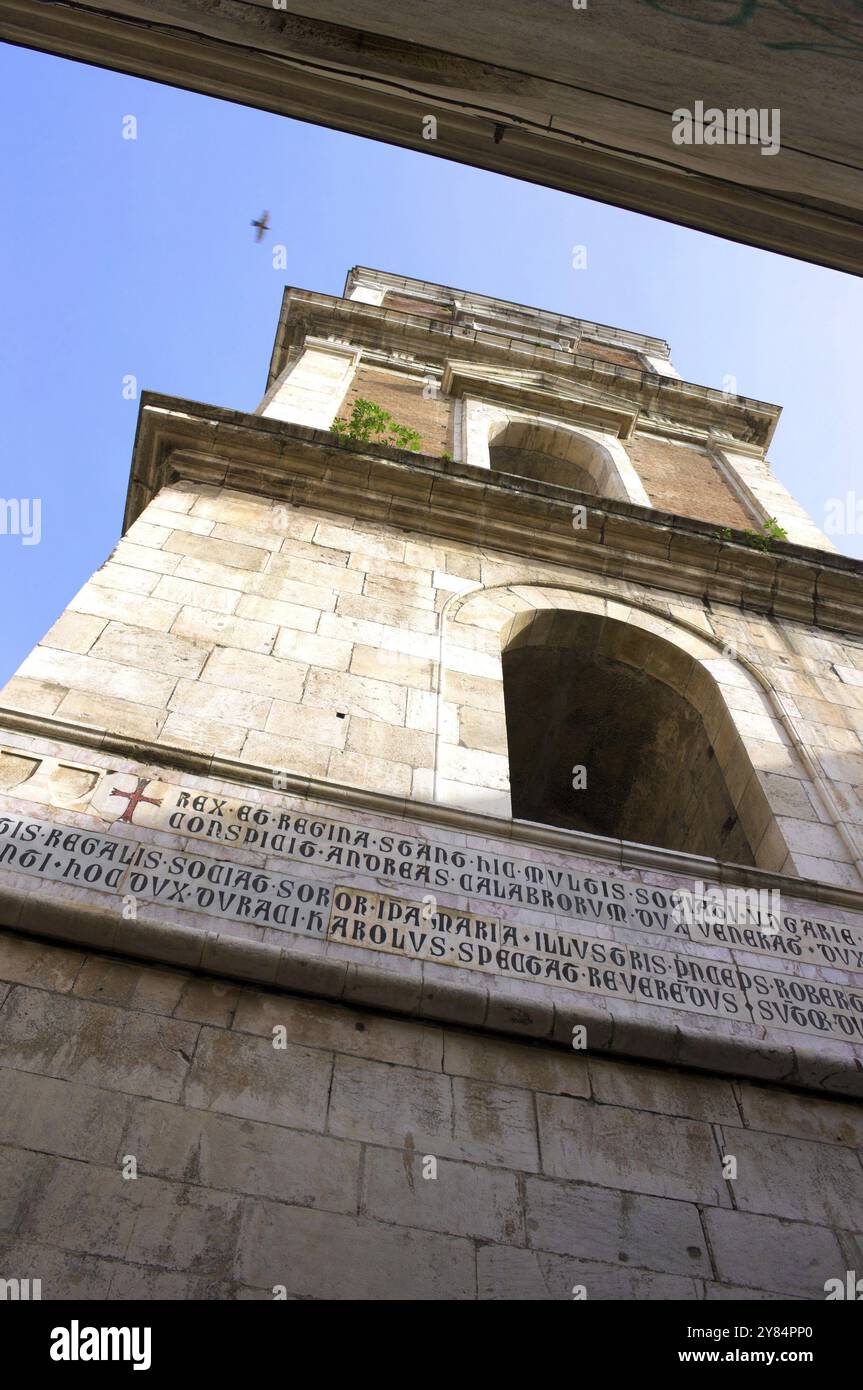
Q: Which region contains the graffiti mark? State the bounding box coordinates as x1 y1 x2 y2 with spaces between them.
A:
643 0 863 59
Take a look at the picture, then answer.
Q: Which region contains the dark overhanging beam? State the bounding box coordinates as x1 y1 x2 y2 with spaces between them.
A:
2 0 862 276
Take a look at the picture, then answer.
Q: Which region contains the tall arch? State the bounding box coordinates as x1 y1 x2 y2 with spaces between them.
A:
501 608 755 863
434 583 852 878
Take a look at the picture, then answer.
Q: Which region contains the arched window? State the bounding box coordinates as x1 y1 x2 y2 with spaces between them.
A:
460 401 651 506
501 608 757 864
488 417 628 499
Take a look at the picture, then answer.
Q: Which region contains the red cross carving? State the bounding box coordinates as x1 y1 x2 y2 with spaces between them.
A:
109 777 163 824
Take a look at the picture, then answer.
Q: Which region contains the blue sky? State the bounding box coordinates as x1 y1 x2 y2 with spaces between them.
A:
1 43 861 688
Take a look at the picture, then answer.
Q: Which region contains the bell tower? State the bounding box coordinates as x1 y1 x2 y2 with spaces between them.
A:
1 268 862 1302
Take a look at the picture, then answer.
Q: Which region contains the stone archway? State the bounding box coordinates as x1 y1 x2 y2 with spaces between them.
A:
501 608 755 863
461 400 651 506
435 582 847 877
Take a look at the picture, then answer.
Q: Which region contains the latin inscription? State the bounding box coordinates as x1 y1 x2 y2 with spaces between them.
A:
85 775 863 973
2 809 863 1047
329 886 863 1045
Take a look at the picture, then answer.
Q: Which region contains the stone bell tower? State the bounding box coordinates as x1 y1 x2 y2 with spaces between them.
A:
1 267 862 1302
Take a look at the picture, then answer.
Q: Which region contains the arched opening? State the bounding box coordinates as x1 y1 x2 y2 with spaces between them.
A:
501 609 757 864
487 418 630 500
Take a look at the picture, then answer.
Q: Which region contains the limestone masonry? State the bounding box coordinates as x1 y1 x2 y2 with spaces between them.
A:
1 268 862 1300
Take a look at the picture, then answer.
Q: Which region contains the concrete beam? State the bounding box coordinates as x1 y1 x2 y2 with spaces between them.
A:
3 0 862 274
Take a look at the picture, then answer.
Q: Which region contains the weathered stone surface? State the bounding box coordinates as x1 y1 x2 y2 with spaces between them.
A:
525 1175 712 1277
704 1208 845 1298
199 647 306 701
42 611 108 655
303 667 407 725
0 675 67 714
171 607 278 656
536 1094 731 1206
443 1031 589 1097
168 678 271 729
163 531 270 571
173 978 241 1028
236 592 316 631
0 1238 116 1300
18 646 177 707
160 712 247 755
71 585 179 634
111 539 182 576
236 1200 476 1299
720 1126 863 1227
0 987 198 1102
184 1026 332 1130
327 1054 452 1151
16 1155 243 1277
350 644 433 690
363 1148 522 1243
477 1245 701 1300
345 717 435 768
736 1081 863 1146
0 931 83 991
265 701 348 748
123 1097 360 1212
72 956 186 1014
153 574 241 615
232 990 443 1070
241 731 330 778
56 690 167 739
450 1076 541 1170
273 628 352 671
326 747 413 796
588 1056 740 1124
0 1069 131 1164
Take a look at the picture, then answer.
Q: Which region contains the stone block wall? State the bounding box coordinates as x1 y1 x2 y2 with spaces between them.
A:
1 926 860 1301
3 476 862 887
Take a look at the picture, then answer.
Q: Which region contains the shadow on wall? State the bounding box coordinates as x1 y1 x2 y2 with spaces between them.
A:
502 608 756 865
488 418 627 500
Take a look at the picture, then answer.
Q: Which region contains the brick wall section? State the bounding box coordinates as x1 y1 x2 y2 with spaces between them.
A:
580 339 643 370
626 434 754 529
0 926 859 1300
383 292 453 322
339 365 453 457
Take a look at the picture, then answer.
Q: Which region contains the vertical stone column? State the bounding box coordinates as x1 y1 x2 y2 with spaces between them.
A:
257 340 360 430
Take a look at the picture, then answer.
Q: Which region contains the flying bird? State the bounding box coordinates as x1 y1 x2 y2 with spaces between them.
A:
250 211 270 242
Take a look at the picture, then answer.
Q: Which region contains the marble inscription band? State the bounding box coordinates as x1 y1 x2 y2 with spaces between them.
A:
2 810 863 1046
32 765 863 972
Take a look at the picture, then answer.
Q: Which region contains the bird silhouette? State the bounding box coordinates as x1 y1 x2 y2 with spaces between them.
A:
250 211 270 242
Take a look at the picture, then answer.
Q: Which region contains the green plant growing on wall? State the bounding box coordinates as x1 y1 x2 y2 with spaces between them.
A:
713 516 788 551
331 398 422 452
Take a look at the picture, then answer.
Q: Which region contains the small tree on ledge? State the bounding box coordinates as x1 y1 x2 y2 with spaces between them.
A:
331 398 422 452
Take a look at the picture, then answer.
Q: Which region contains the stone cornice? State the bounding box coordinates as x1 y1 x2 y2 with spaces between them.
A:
125 394 863 636
344 265 673 357
267 288 781 450
441 360 639 438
